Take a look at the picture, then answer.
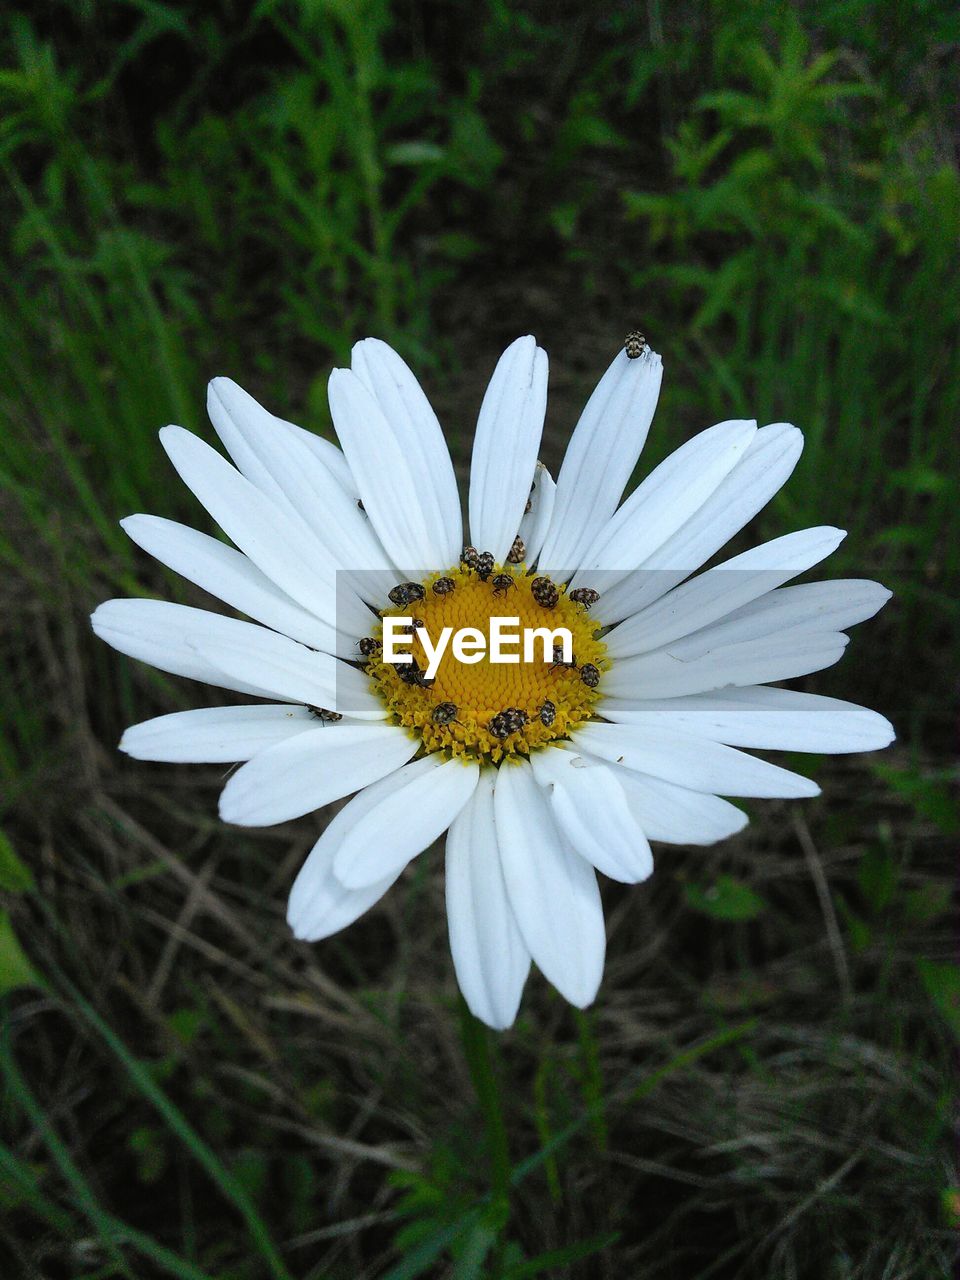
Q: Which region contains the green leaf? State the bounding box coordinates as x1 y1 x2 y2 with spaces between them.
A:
128 1126 168 1185
166 1006 204 1047
835 893 872 952
0 911 45 995
435 232 483 261
505 1232 620 1277
857 846 897 913
382 1216 474 1280
903 883 951 924
385 141 445 166
872 525 929 549
684 875 767 922
889 464 948 495
916 960 960 1040
874 765 960 834
450 1217 498 1277
232 1150 269 1200
941 1187 960 1229
0 830 34 893
549 202 579 240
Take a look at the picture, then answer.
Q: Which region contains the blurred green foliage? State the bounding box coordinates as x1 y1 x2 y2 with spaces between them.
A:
1 1 957 1277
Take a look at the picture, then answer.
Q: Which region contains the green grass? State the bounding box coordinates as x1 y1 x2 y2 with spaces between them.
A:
1 1 957 1276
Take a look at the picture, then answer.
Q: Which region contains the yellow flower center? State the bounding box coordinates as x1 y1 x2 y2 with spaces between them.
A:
366 563 607 762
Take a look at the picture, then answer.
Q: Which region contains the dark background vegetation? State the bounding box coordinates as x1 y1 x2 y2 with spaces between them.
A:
1 1 957 1277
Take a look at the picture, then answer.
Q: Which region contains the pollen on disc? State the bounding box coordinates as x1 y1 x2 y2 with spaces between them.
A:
367 562 606 763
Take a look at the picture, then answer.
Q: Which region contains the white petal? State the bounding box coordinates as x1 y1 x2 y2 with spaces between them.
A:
205 376 306 498
609 767 749 844
538 347 663 580
602 630 849 700
209 380 397 606
494 760 605 1008
92 599 292 698
120 704 316 762
289 857 397 944
656 579 892 654
219 723 418 826
287 770 417 942
190 630 386 720
604 526 846 658
285 423 357 497
572 722 821 798
159 426 370 645
530 747 653 883
468 337 548 563
445 771 530 1030
600 686 896 753
350 340 463 566
519 461 556 565
327 368 444 569
570 419 756 583
121 515 335 651
598 422 803 622
333 756 479 889
189 629 342 708
207 379 369 538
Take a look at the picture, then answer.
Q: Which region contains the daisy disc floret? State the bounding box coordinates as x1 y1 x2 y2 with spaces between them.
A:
369 564 606 762
92 335 895 1030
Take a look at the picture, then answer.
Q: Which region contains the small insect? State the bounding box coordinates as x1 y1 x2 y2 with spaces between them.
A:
396 660 434 688
488 708 529 740
432 577 455 596
388 581 426 606
506 535 525 564
432 702 459 726
625 329 647 359
539 700 556 728
568 587 600 609
579 663 601 688
460 545 480 571
531 576 560 609
491 573 515 597
357 499 365 512
357 637 382 656
476 551 495 581
308 706 343 724
550 644 577 671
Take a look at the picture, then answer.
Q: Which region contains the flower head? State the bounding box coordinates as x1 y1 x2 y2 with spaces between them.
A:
92 336 893 1029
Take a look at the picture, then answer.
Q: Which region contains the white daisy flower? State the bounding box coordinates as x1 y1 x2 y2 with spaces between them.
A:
92 336 894 1029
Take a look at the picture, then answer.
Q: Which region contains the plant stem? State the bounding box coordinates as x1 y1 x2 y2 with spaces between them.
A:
458 998 511 1221
574 1008 608 1152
